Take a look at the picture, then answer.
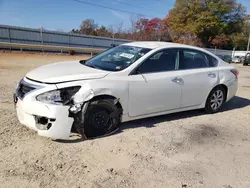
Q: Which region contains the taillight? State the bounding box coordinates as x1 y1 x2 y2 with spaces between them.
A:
230 69 239 79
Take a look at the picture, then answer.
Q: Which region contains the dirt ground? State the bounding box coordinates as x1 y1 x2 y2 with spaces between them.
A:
0 52 250 188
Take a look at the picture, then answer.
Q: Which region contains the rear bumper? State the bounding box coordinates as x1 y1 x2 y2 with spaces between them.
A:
15 97 74 139
226 80 238 102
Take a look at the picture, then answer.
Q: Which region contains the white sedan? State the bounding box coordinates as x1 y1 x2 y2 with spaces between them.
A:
14 42 238 139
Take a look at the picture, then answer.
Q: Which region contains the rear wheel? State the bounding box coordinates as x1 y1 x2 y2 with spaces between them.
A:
83 99 121 138
204 86 226 113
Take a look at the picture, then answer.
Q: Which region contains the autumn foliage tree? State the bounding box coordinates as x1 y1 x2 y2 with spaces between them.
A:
71 1 249 50
71 17 171 41
135 18 171 41
167 0 247 48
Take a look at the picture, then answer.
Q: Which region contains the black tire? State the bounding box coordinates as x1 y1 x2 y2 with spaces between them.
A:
83 99 121 138
243 63 247 66
204 86 226 114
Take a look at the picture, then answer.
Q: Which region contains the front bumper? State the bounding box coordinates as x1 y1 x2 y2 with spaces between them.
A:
15 97 73 139
14 78 74 139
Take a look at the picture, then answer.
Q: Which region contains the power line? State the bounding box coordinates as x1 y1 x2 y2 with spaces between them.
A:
71 0 154 18
109 0 165 14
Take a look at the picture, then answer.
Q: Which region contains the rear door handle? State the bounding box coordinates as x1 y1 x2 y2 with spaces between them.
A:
172 77 183 83
208 72 216 78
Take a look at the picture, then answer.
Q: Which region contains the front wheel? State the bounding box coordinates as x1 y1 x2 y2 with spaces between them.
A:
83 100 121 138
204 86 226 113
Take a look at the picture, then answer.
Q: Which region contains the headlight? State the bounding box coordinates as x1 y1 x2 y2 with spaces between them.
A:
36 86 81 105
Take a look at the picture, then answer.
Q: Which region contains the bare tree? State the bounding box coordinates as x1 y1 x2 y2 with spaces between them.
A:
80 19 98 35
130 15 142 40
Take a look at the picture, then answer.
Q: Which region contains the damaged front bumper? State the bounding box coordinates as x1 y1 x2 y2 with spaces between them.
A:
15 94 74 139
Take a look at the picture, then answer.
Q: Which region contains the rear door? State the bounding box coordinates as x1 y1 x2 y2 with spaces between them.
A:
178 49 219 108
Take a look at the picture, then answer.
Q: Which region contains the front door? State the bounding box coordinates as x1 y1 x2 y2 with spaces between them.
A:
128 49 182 117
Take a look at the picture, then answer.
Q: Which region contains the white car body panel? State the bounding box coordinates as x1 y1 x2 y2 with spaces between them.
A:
26 60 110 83
128 71 182 117
14 42 238 139
178 67 219 107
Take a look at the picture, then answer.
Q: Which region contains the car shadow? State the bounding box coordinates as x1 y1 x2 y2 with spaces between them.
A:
55 96 250 143
118 96 250 132
221 96 250 111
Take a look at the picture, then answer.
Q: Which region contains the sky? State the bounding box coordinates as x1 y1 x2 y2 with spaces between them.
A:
0 0 250 32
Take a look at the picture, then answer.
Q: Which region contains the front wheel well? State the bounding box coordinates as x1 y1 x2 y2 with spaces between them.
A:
89 94 123 111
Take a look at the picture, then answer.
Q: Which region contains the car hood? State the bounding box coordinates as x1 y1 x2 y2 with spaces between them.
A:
26 60 110 83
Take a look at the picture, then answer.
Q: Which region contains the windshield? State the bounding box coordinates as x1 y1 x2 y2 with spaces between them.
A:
84 45 151 71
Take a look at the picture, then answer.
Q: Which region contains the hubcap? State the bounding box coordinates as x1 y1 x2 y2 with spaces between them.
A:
210 90 224 110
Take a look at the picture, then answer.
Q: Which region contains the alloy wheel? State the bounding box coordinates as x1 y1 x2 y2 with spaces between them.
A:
210 90 224 111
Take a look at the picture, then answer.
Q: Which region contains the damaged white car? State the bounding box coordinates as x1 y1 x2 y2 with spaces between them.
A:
14 42 238 139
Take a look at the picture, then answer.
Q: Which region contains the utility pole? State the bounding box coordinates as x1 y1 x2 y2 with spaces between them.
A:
232 47 235 58
247 34 250 52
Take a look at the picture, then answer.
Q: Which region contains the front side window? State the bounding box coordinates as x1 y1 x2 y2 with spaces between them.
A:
179 49 210 70
138 49 179 74
84 45 151 71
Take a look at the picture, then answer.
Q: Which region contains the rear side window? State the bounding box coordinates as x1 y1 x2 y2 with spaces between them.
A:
179 49 217 70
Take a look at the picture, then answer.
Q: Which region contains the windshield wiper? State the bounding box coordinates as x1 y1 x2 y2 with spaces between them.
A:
87 64 99 69
85 63 101 70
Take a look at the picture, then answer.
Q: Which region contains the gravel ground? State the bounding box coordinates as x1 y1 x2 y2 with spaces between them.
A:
0 52 250 188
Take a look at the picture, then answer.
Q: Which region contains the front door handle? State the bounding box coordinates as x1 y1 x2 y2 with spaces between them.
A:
172 77 183 83
208 72 216 78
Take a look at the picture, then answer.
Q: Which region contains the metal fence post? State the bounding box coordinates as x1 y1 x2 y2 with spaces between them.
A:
68 33 70 47
40 27 43 45
40 27 44 53
8 28 12 51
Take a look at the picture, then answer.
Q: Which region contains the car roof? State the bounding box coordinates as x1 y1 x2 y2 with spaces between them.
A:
123 41 203 50
121 41 232 67
122 41 218 58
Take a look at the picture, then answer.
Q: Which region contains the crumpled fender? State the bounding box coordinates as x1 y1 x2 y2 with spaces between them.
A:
73 83 94 104
72 83 115 105
69 82 120 139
